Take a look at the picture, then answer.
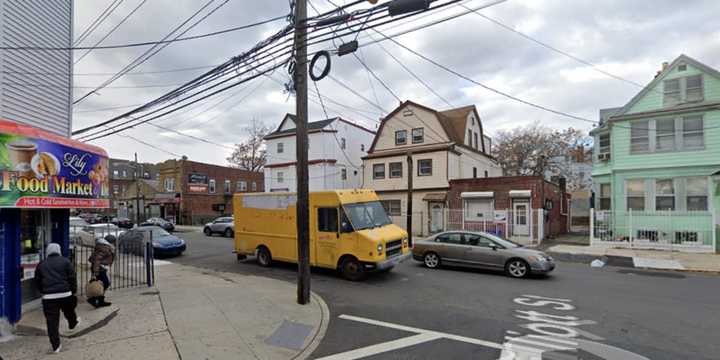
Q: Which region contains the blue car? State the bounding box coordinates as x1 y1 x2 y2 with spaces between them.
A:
118 226 186 257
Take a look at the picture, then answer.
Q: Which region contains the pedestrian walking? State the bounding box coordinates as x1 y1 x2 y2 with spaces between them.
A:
87 235 115 308
34 243 79 354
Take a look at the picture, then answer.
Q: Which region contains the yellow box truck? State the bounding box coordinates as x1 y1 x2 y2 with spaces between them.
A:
233 189 410 280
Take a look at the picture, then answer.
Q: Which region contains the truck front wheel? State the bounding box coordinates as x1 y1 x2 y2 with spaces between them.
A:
256 246 272 267
340 257 367 281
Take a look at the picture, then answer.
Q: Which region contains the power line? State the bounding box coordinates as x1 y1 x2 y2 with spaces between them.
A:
73 0 229 105
75 0 125 46
75 0 149 65
6 81 184 89
352 52 401 102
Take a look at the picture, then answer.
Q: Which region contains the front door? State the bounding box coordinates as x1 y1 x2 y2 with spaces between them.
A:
512 200 530 236
464 234 505 269
429 202 444 234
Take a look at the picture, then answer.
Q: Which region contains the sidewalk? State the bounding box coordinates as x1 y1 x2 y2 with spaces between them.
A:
172 225 203 233
0 263 328 360
548 244 720 273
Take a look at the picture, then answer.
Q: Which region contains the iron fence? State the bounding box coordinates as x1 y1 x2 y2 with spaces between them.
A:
69 225 155 297
590 209 716 252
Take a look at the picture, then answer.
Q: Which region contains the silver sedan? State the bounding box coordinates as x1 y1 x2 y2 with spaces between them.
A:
411 231 555 278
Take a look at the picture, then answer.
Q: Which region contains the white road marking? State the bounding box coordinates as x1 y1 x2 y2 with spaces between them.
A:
314 333 442 360
522 294 572 302
504 336 573 351
526 334 579 346
318 314 504 359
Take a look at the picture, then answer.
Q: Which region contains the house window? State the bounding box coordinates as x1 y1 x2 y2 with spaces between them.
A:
473 167 477 178
318 208 338 232
224 180 231 194
598 133 610 154
389 162 402 178
663 78 681 106
113 170 119 177
277 172 284 184
464 198 493 221
122 170 127 177
361 144 365 152
682 115 704 148
626 179 645 211
411 128 424 144
164 178 175 192
373 164 385 179
113 185 119 194
467 129 472 146
686 177 708 211
473 133 478 149
685 75 703 102
484 170 488 178
341 168 347 180
251 182 257 191
237 181 247 192
655 179 675 211
209 179 216 193
471 116 475 125
655 118 675 151
630 120 649 153
380 200 402 216
599 183 611 210
277 142 284 153
417 159 432 176
341 138 346 149
395 130 407 145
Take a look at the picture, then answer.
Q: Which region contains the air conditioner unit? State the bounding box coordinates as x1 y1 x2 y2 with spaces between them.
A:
598 153 611 161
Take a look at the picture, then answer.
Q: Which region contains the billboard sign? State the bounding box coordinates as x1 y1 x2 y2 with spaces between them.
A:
0 120 110 208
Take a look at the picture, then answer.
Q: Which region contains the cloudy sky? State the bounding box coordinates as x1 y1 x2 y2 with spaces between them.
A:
72 0 720 165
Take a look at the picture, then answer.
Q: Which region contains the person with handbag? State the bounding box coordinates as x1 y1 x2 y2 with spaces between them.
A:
34 243 79 354
87 234 115 308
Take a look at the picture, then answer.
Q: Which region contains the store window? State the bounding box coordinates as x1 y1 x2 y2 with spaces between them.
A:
20 210 49 302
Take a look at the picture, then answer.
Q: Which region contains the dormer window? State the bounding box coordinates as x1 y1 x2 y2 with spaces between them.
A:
412 128 424 144
664 75 703 106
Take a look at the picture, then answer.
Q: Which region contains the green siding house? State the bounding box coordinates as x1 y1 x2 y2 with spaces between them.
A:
591 54 720 253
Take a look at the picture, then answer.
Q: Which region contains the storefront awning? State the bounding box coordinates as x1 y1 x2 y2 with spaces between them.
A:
423 192 447 201
0 119 109 208
509 190 532 198
461 191 494 198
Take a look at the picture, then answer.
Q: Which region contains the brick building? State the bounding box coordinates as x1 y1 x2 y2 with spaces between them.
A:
156 159 263 225
109 158 160 215
447 176 569 243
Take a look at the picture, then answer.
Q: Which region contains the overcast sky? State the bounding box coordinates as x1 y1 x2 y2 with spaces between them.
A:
72 0 720 165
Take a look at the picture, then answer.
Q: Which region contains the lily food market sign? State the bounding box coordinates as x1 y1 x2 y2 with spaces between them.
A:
0 119 109 208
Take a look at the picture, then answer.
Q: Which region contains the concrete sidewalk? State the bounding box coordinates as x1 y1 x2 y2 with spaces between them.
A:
548 244 720 272
0 263 328 359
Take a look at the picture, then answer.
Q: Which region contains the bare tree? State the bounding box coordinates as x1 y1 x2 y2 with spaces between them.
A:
226 119 270 172
491 122 587 180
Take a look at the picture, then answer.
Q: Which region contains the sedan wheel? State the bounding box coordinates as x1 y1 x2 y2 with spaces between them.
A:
506 259 529 278
423 252 440 269
224 228 234 238
203 227 212 236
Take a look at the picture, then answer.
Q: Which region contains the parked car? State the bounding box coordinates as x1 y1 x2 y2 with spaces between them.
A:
141 217 175 232
69 217 90 245
112 217 134 229
203 216 234 237
78 223 125 247
411 231 555 278
118 226 186 257
79 213 103 224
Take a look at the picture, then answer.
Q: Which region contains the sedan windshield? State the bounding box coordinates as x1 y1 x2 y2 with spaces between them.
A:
342 201 392 230
140 226 170 237
482 232 521 248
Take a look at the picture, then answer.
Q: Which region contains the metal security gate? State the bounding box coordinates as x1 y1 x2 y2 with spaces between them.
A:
69 225 155 296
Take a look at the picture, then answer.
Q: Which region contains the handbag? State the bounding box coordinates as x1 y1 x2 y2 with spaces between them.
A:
86 279 104 298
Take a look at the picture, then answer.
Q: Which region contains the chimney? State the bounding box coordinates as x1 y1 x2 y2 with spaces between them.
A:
655 61 670 78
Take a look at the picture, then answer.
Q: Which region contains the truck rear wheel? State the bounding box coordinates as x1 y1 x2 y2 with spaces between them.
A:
256 246 272 267
340 257 367 281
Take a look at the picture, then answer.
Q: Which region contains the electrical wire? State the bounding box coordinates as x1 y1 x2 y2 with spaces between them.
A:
75 0 125 46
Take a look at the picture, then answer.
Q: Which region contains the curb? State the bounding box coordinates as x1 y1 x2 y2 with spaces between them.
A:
292 291 330 360
549 251 720 274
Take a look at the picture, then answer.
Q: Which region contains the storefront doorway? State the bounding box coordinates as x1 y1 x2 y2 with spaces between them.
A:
20 210 51 303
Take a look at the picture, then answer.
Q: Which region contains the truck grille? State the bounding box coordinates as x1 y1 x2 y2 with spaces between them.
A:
386 240 402 258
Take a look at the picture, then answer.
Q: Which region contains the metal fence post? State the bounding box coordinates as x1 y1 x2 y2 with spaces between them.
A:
589 208 595 244
629 208 633 248
145 242 153 287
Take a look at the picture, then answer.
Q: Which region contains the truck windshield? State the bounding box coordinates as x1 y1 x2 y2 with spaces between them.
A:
343 201 392 230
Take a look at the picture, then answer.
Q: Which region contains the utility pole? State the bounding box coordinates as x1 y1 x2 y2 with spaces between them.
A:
293 0 311 305
406 152 413 247
134 152 141 225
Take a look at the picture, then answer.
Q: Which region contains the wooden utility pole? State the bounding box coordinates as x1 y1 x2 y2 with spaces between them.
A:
293 0 311 305
134 152 141 225
406 152 413 247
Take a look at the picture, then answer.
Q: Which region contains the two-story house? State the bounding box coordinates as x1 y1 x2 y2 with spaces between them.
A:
263 114 375 192
591 54 720 253
362 101 501 235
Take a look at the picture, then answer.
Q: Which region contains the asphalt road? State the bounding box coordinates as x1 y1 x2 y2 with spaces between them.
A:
171 229 720 360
